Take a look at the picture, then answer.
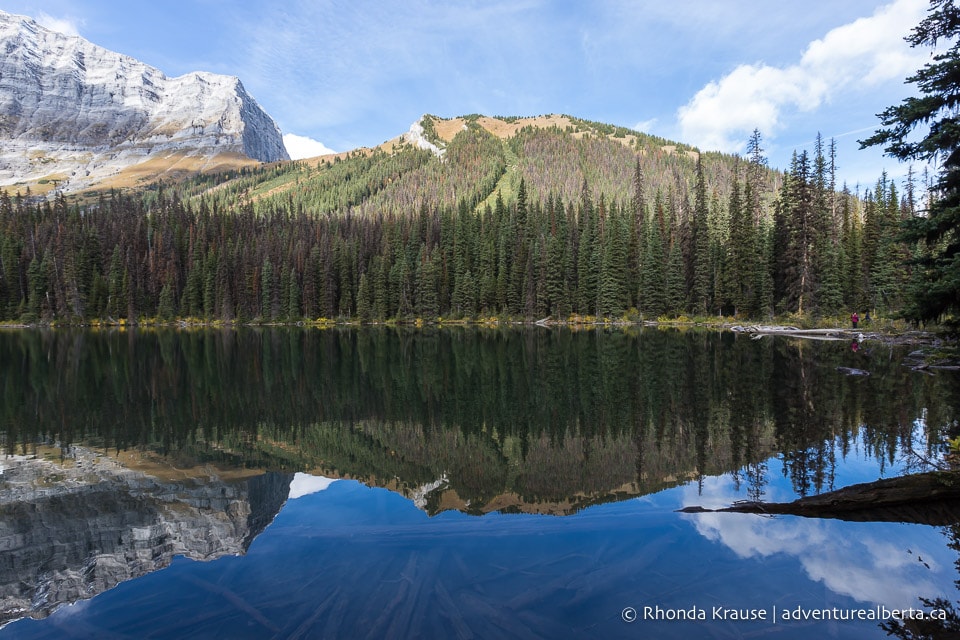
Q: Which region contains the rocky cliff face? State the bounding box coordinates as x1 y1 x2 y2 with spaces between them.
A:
0 449 293 627
0 10 289 192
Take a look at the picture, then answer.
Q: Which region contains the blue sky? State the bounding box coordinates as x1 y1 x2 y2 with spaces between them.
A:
3 0 934 188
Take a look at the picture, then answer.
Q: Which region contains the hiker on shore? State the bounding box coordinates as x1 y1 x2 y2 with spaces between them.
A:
851 312 859 329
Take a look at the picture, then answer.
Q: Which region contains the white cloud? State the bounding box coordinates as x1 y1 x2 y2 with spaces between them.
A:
283 133 337 160
632 118 658 133
35 12 82 37
677 0 929 152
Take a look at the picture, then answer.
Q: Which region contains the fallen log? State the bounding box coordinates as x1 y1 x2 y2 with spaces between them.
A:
836 366 871 376
679 471 960 526
730 325 867 341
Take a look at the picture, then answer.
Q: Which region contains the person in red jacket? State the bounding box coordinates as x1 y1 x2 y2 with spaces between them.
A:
851 312 859 329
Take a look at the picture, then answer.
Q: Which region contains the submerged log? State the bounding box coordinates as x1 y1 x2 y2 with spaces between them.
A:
679 471 960 526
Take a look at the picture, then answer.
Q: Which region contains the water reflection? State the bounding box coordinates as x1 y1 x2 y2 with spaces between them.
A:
681 478 949 610
5 471 958 640
882 524 960 638
1 327 954 510
0 447 292 626
0 327 958 636
287 472 338 499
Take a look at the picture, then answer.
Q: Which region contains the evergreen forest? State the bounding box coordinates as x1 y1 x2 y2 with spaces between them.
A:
0 120 928 324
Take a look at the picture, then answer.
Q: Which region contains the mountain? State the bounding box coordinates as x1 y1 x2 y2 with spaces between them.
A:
0 10 289 195
0 107 905 323
182 112 718 218
0 447 293 626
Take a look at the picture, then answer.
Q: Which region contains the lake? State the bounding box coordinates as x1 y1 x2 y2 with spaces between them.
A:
0 327 958 639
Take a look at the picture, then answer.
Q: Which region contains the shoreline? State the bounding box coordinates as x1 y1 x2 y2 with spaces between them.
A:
3 317 955 365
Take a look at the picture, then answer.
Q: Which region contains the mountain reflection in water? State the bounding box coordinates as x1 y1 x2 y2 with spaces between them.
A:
0 446 292 626
0 327 957 638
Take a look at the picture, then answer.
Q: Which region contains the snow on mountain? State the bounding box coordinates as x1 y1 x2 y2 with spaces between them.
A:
0 10 289 192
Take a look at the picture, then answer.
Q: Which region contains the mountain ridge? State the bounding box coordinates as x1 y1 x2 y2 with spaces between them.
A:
0 10 288 194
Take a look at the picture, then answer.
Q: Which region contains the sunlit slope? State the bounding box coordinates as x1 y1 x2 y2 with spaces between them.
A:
178 114 767 216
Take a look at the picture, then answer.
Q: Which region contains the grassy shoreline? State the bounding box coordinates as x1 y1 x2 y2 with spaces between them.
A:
0 313 930 333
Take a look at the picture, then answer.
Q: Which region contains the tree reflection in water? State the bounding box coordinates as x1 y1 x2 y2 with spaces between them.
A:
0 327 956 512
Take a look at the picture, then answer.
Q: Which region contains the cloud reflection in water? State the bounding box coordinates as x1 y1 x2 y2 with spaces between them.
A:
680 476 951 610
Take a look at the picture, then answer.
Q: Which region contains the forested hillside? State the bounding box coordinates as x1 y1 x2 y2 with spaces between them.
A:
0 117 918 323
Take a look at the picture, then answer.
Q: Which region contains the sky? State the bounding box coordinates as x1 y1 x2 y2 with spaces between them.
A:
2 0 938 189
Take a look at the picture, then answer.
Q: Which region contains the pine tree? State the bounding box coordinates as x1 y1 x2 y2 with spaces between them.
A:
477 204 498 314
261 256 275 320
544 195 569 317
286 264 300 320
505 181 529 314
755 217 775 317
415 245 439 318
691 154 711 314
665 235 685 315
818 242 844 316
779 151 816 314
860 0 960 322
599 201 628 316
182 247 204 318
812 133 838 315
26 254 45 320
106 247 124 319
157 282 176 320
628 159 646 310
639 195 666 317
840 186 865 308
0 231 21 319
303 245 321 319
375 249 393 319
494 193 510 312
203 247 217 319
356 272 372 321
576 182 599 315
727 176 752 315
744 130 770 316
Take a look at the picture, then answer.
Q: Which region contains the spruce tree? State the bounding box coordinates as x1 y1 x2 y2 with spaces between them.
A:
26 254 45 320
665 236 685 315
476 204 497 314
286 265 300 320
356 272 372 321
599 202 628 316
639 198 666 317
158 282 176 320
840 186 865 308
727 177 752 315
861 0 960 322
577 183 599 315
260 256 274 320
691 154 711 314
628 159 646 310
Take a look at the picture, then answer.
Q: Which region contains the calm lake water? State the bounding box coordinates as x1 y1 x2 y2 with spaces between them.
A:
1 327 958 639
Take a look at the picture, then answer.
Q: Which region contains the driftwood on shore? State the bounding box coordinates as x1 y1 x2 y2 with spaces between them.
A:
679 472 960 526
730 325 869 341
836 366 871 376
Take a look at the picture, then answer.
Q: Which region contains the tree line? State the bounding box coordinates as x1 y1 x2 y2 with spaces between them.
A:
0 131 918 324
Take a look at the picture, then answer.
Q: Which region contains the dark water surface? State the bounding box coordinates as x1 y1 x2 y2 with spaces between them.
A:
1 327 958 639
